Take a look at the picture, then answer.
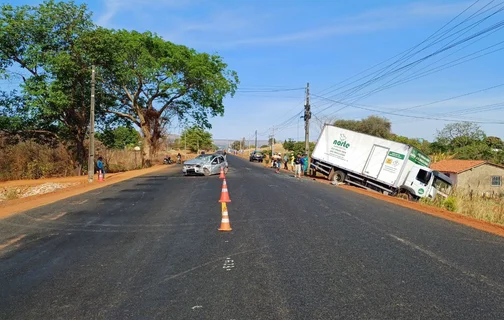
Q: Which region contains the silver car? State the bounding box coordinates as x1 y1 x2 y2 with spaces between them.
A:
182 154 229 176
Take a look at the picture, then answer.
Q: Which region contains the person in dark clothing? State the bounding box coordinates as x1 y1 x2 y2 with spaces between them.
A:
294 154 302 178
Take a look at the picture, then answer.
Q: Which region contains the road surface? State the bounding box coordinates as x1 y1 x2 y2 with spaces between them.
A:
1 156 504 319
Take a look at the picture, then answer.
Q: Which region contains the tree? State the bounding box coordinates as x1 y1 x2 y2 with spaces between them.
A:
283 139 295 151
334 115 391 138
0 1 113 173
231 140 241 150
485 136 504 150
96 126 141 149
86 29 239 166
453 143 493 161
290 141 316 156
390 134 431 154
435 122 485 149
268 137 276 145
179 126 213 152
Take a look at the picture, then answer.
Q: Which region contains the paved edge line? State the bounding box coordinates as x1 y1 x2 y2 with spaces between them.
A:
0 165 178 220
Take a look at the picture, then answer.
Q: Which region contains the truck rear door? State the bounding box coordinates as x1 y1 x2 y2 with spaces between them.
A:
363 145 389 178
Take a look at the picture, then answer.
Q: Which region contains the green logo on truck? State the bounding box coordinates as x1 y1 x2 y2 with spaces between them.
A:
418 188 425 195
333 134 350 148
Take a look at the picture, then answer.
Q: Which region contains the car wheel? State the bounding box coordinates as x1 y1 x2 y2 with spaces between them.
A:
203 168 211 176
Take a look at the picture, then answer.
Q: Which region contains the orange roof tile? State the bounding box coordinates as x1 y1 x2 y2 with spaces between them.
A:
430 160 486 174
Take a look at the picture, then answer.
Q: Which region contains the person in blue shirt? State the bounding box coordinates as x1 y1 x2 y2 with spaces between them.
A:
97 156 105 178
302 153 309 175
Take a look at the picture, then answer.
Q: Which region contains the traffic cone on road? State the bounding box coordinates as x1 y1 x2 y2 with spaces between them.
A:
218 202 232 232
219 167 225 179
98 171 104 182
219 179 231 203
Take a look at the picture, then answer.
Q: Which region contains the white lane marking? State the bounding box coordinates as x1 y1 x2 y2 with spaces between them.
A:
223 257 235 271
191 306 203 310
389 233 504 291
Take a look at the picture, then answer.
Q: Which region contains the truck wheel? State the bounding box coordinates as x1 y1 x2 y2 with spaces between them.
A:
333 170 346 183
203 168 211 176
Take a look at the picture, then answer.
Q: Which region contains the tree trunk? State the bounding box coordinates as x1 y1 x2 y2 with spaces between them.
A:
142 133 153 168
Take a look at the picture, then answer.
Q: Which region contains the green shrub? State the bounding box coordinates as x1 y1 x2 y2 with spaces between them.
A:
443 196 457 212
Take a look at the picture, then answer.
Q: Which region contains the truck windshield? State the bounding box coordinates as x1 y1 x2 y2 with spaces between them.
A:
433 178 452 195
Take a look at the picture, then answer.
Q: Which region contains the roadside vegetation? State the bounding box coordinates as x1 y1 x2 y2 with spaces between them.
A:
0 0 238 181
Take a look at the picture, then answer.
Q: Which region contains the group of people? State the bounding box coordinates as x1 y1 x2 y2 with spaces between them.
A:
270 152 309 178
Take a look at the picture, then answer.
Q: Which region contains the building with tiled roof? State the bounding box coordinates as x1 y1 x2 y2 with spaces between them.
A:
430 160 504 195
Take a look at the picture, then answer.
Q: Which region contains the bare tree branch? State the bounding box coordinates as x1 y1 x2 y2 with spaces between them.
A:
106 109 140 126
159 92 185 114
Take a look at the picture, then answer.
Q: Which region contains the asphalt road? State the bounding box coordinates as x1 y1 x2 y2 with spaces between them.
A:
1 155 504 319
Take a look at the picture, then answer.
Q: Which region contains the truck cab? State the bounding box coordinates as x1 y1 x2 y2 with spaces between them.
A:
403 165 453 200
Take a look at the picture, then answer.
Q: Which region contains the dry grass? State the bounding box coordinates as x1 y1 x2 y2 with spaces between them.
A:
454 192 504 225
421 190 504 225
0 140 74 181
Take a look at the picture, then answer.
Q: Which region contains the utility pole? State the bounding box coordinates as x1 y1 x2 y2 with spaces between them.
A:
87 65 96 183
304 82 311 154
254 130 257 151
271 126 275 155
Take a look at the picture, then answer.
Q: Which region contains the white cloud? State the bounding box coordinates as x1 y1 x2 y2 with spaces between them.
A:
163 1 473 48
97 0 201 27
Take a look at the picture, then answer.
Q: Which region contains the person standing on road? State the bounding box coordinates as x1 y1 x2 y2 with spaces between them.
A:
275 153 282 173
283 154 289 170
303 153 309 176
290 153 295 172
294 154 302 178
97 156 105 179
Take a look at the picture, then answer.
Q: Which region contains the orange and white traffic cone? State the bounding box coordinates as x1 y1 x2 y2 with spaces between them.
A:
218 202 232 232
219 167 225 179
98 171 104 182
219 179 231 203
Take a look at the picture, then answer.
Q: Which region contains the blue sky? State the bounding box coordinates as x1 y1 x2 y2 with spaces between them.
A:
7 0 504 143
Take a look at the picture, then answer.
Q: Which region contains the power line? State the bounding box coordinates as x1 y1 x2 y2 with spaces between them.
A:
312 0 485 98
317 3 504 108
312 94 504 124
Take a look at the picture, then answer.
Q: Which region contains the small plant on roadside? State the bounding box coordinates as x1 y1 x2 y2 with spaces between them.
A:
5 189 20 200
443 196 457 212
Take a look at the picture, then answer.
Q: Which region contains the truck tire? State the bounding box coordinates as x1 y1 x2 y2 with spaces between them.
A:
333 170 346 183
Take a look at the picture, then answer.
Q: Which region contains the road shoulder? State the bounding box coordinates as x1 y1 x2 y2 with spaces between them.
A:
0 164 180 220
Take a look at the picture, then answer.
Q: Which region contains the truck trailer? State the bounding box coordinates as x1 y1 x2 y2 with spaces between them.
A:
310 125 452 201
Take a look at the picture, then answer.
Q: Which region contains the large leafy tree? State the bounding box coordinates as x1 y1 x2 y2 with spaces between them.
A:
435 122 485 149
179 126 213 153
85 29 239 166
0 0 112 173
96 126 141 150
334 115 391 139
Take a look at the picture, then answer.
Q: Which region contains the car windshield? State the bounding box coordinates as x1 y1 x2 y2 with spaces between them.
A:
195 155 213 162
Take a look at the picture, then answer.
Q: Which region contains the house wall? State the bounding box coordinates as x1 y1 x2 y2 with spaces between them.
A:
455 164 504 195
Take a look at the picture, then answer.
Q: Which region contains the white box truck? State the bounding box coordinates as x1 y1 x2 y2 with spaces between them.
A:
310 124 452 201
